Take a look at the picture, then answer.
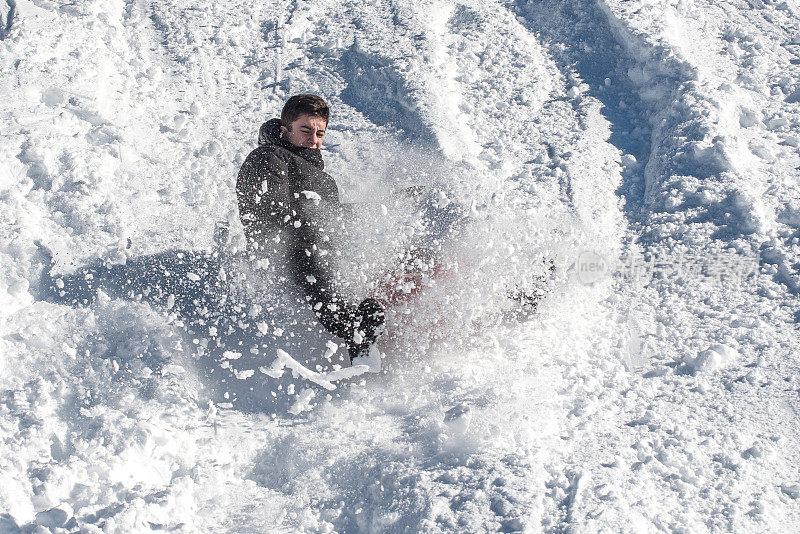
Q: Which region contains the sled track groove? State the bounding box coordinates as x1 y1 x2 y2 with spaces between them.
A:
1 0 15 40
509 0 658 225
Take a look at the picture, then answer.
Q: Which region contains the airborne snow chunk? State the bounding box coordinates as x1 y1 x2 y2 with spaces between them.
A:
444 404 472 436
300 190 322 205
288 388 316 415
234 369 255 380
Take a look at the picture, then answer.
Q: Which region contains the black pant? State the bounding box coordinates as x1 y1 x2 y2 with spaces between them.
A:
290 250 384 358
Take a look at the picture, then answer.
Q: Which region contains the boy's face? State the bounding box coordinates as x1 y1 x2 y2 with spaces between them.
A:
281 114 327 150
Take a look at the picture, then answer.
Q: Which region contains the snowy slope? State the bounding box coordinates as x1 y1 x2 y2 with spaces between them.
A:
1 0 799 532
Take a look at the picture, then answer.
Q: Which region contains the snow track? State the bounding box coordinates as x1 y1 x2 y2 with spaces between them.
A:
2 0 800 531
0 0 14 41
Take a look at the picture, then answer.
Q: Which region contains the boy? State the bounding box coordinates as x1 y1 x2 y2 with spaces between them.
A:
236 94 385 365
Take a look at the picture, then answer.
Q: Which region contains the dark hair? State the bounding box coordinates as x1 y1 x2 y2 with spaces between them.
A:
281 94 330 126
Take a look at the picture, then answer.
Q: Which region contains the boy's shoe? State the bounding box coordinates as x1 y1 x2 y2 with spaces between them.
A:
348 298 386 370
349 342 383 372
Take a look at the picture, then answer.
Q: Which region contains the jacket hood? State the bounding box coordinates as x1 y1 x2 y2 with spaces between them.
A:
258 118 324 169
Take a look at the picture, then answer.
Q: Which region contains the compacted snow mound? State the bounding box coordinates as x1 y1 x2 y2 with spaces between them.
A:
684 343 739 374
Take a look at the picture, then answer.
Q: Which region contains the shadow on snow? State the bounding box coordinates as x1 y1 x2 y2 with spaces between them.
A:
38 245 345 415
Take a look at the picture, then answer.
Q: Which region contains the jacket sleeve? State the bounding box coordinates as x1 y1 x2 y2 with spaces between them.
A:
283 166 349 295
236 149 291 247
290 185 344 253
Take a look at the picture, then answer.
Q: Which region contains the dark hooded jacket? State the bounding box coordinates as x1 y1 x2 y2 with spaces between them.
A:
236 118 344 262
236 118 386 358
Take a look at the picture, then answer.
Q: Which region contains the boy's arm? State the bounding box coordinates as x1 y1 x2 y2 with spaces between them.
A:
236 149 292 246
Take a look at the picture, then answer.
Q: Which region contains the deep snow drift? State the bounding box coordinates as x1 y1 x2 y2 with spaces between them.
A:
1 0 799 531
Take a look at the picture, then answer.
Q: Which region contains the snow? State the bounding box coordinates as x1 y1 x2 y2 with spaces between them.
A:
685 343 739 374
261 348 369 391
300 190 322 205
1 0 800 531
